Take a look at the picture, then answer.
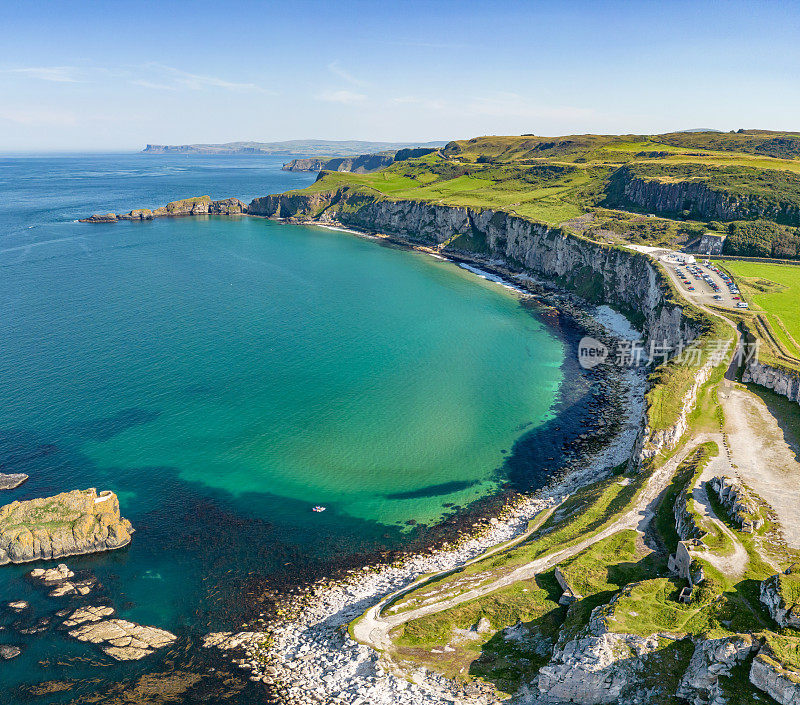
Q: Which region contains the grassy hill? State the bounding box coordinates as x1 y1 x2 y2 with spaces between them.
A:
286 131 800 256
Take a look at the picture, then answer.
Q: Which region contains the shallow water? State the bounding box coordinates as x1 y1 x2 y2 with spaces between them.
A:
0 154 582 702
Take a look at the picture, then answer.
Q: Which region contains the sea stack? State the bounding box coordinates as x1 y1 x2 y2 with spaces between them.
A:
0 488 134 565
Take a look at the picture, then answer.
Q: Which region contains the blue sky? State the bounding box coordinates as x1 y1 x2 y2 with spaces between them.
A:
2 0 799 150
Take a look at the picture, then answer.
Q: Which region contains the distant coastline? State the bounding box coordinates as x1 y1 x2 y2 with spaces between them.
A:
141 139 446 157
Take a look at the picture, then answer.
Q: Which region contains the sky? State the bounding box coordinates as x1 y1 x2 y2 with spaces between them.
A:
1 0 799 151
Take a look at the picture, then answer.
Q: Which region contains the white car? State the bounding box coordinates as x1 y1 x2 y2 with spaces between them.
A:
736 302 749 308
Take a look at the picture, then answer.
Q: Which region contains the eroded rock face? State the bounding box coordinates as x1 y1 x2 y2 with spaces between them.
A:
750 649 800 705
760 574 800 628
676 634 756 705
0 489 133 565
536 631 665 704
744 361 800 405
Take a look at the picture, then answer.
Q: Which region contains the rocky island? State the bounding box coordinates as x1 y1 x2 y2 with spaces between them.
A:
0 488 133 564
80 195 246 223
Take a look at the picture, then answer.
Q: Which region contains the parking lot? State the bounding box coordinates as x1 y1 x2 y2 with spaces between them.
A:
662 257 748 310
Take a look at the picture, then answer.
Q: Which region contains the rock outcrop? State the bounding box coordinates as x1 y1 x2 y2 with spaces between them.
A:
708 476 764 533
750 646 800 705
536 631 668 703
0 489 133 565
760 573 800 628
743 360 800 405
32 566 96 597
64 605 177 661
676 634 756 705
80 196 246 222
0 473 28 490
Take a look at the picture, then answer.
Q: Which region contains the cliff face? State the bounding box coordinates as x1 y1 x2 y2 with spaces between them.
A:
248 191 702 347
750 648 800 705
743 360 800 404
283 148 437 173
760 574 800 629
283 153 396 174
0 489 133 564
606 168 800 225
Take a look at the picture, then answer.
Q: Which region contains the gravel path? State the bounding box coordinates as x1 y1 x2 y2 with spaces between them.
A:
723 385 800 548
353 438 702 651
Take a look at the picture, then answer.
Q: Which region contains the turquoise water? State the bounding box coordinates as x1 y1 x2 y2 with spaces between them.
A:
0 154 574 702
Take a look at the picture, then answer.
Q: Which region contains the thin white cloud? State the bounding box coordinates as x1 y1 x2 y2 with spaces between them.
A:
327 61 366 86
0 108 78 126
130 79 179 91
139 63 273 94
317 89 367 104
3 66 83 83
392 96 446 110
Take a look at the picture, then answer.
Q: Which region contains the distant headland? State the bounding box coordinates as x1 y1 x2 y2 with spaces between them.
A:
141 139 446 157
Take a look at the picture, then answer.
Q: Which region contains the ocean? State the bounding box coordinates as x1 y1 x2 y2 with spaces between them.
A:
0 153 586 703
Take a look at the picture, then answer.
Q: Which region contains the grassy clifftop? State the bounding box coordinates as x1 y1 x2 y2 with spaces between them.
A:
288 131 800 256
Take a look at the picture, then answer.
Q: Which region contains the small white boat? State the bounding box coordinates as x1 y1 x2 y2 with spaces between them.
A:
311 505 327 513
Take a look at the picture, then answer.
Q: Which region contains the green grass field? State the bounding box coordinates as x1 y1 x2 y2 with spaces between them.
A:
721 260 800 357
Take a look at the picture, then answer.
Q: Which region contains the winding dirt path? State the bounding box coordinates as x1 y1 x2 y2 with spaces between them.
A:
352 438 709 651
353 262 759 653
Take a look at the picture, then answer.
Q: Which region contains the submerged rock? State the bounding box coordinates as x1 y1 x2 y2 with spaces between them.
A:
0 489 133 565
0 644 21 660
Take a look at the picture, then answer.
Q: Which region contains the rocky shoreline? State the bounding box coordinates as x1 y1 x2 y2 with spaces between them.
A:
203 235 648 704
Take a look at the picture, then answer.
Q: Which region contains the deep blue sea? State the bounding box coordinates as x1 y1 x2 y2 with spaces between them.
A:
0 153 587 703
